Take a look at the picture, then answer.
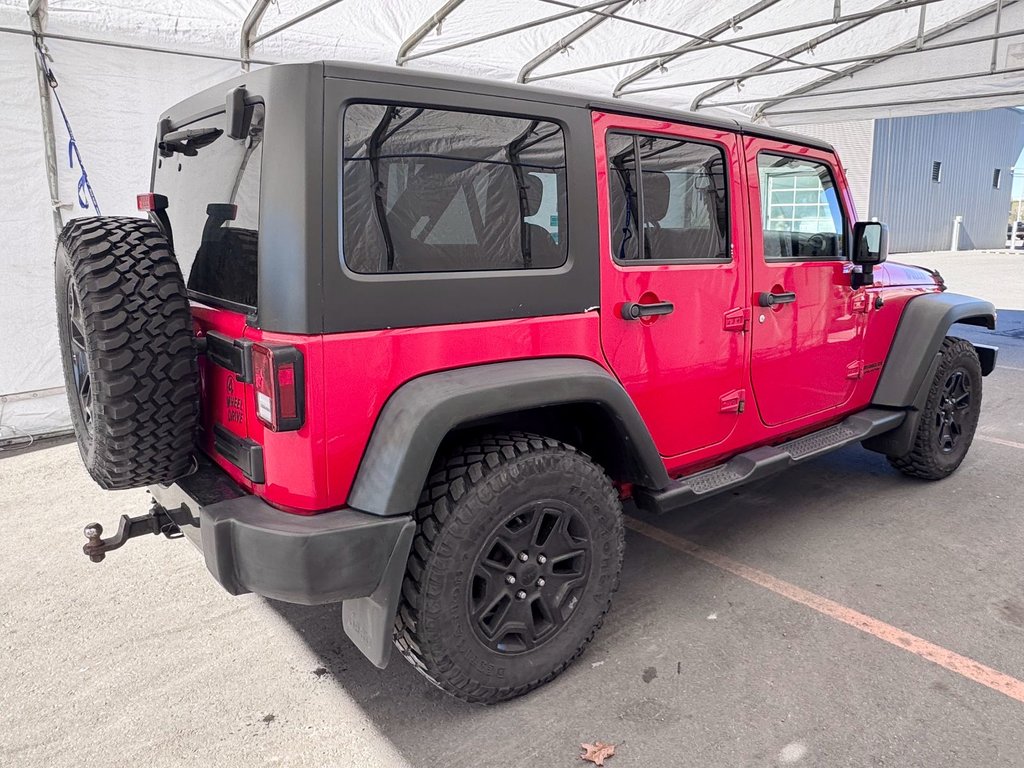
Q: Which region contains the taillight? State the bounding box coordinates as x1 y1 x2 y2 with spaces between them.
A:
252 344 305 431
136 193 168 211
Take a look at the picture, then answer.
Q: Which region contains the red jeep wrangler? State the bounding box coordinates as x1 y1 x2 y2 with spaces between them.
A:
56 62 997 704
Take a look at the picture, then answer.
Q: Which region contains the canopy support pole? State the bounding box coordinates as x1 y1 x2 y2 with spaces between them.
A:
240 0 273 71
27 0 63 238
612 0 782 96
396 0 468 65
749 0 1013 119
991 0 1004 72
532 0 943 88
518 0 630 83
397 0 623 65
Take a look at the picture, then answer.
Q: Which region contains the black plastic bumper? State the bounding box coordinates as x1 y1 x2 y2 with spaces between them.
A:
149 457 414 667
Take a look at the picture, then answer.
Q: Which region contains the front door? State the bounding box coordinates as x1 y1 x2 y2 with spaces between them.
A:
595 112 748 458
745 138 867 427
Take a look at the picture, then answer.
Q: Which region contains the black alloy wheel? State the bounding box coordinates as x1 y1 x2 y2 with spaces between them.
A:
935 368 972 454
469 501 591 654
65 278 94 435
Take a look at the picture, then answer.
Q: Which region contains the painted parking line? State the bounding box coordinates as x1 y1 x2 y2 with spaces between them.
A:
997 366 1024 373
625 516 1024 705
976 434 1024 451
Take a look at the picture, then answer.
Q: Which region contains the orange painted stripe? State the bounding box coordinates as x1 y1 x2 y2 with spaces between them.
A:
625 516 1024 704
976 434 1024 451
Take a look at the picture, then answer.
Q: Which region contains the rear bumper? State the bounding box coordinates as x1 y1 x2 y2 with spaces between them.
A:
149 457 414 606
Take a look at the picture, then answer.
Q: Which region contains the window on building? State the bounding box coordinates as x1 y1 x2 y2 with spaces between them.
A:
993 168 1002 189
931 160 943 183
607 133 729 262
757 153 844 261
341 104 567 273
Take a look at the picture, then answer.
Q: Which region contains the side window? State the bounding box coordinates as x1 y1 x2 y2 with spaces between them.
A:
607 132 729 262
757 153 845 261
341 104 567 273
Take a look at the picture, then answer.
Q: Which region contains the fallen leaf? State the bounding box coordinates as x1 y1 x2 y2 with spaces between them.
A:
580 741 616 766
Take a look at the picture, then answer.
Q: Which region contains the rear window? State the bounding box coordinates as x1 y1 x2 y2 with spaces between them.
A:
341 103 568 274
153 103 265 309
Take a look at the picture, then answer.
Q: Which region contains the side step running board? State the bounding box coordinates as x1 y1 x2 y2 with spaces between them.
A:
634 408 905 515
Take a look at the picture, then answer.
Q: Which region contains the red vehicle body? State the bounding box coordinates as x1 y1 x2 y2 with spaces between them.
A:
58 62 996 704
194 111 938 516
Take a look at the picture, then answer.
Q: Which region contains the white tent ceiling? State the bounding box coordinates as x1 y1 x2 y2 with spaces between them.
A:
0 0 1021 441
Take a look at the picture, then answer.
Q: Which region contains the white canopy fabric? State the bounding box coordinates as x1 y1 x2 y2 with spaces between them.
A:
1 0 1021 440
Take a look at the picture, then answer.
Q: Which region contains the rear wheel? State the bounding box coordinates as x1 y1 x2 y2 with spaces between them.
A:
55 216 199 489
394 432 624 704
888 337 982 480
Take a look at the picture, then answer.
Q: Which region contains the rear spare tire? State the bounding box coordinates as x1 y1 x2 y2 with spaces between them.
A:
55 216 199 489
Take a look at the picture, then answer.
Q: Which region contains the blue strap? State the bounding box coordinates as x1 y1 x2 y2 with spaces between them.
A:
35 37 101 216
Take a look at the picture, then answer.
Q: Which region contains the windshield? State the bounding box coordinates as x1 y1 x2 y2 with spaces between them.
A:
153 103 265 310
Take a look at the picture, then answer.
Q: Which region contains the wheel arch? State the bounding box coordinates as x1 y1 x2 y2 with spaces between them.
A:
872 292 995 409
346 358 669 516
865 292 995 458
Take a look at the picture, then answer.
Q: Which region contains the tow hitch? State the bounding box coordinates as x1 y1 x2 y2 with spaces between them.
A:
83 502 184 562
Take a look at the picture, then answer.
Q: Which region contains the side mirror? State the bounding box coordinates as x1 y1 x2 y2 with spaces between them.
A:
851 221 888 288
852 221 888 265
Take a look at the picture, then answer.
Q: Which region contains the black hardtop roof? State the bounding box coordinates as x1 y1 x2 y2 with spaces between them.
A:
322 60 834 153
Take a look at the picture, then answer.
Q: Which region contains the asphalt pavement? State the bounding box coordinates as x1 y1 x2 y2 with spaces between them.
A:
1 251 1022 767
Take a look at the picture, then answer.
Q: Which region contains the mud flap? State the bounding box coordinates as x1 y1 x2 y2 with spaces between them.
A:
341 519 416 668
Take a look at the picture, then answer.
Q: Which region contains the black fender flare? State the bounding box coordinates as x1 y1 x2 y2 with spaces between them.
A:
864 291 996 457
346 358 669 516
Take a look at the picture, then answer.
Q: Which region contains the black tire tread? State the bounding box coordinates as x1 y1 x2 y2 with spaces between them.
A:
887 336 981 481
56 216 199 489
393 431 623 704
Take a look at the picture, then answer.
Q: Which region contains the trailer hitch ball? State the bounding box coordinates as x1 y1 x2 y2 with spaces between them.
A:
83 522 106 563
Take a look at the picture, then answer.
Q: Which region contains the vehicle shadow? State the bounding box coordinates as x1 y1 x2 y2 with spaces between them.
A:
263 445 912 765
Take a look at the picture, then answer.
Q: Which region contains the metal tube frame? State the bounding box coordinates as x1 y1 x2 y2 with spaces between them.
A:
252 0 350 46
240 0 273 71
748 0 1012 118
762 87 1024 117
702 65 1024 108
3 24 278 65
518 0 630 83
616 25 1024 98
531 0 841 84
397 0 469 65
397 0 626 65
527 0 946 85
27 0 63 238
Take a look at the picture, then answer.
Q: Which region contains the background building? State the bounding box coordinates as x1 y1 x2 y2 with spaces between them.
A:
792 109 1024 253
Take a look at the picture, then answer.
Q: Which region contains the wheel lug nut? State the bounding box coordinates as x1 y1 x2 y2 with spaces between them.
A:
518 552 529 562
505 574 516 585
515 590 527 600
537 578 546 587
537 554 547 564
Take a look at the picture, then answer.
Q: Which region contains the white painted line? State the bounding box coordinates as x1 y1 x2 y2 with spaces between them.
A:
976 434 1024 451
997 366 1024 373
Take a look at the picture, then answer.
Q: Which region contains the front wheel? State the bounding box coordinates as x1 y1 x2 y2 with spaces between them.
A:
888 337 983 480
394 432 624 704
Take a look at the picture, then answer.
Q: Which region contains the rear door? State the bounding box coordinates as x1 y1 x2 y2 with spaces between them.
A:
744 138 867 426
595 112 748 458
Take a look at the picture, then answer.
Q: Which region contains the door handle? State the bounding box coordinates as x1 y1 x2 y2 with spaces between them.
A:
757 291 797 307
621 301 675 320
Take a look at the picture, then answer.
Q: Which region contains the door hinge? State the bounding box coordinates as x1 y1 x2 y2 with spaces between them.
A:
720 389 746 413
723 306 750 332
851 292 870 314
846 360 864 380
